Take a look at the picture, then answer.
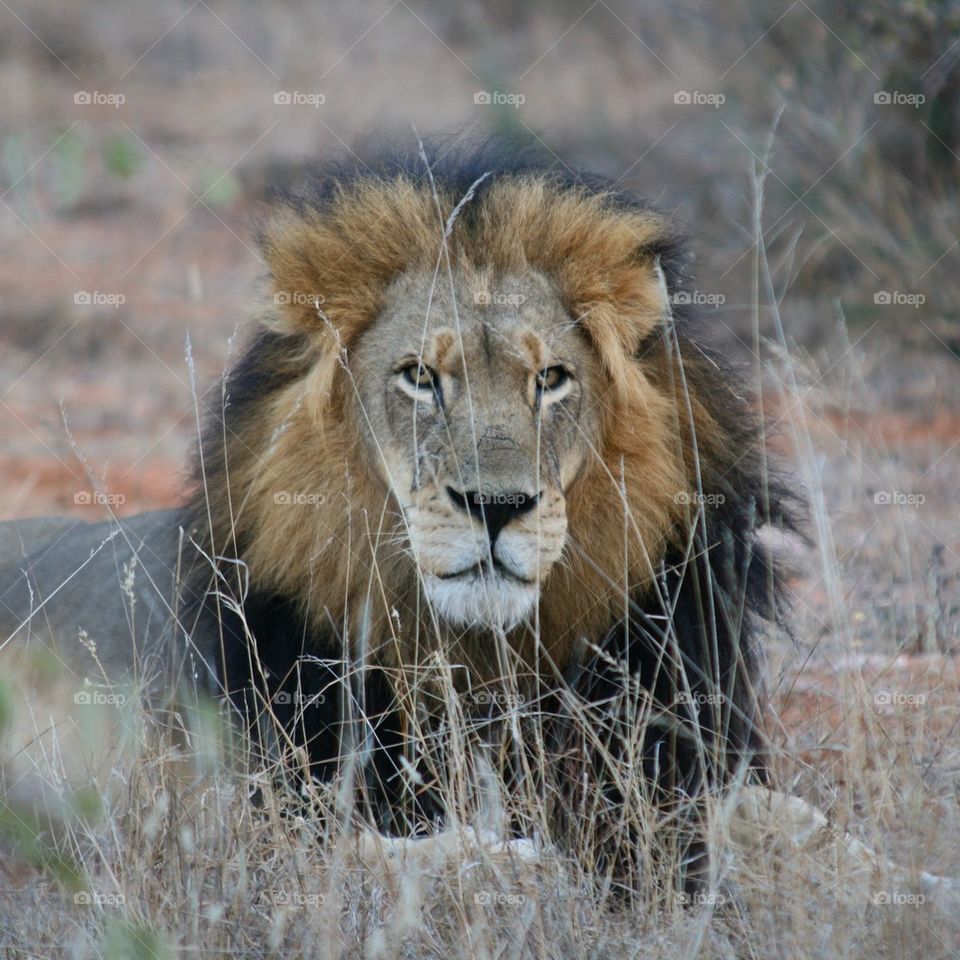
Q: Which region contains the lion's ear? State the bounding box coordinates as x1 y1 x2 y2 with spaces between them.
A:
606 251 675 355
566 252 674 408
258 183 438 341
258 212 332 337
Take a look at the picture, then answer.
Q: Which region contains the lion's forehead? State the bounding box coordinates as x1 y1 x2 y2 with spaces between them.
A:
375 267 579 360
348 267 595 499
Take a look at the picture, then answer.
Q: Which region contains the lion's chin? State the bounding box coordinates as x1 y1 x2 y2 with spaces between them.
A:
423 574 537 631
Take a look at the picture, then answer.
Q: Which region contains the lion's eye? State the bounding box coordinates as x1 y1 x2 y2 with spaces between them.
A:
401 362 437 390
536 365 569 393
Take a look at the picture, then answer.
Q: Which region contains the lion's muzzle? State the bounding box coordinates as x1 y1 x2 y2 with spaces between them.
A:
408 483 567 631
445 486 540 554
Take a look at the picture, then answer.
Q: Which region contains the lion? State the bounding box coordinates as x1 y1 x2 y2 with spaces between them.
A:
5 141 951 900
177 142 794 883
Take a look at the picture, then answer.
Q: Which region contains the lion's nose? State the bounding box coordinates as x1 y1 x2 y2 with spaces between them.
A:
446 487 540 545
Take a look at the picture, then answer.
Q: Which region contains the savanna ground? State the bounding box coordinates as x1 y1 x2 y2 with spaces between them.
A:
1 1 959 957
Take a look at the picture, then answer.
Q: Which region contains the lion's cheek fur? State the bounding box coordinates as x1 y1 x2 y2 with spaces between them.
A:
225 383 396 624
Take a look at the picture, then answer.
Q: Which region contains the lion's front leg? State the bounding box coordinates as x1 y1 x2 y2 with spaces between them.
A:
720 785 958 905
352 822 541 886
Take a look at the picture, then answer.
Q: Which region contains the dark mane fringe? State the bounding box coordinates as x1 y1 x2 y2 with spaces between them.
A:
182 136 802 890
548 333 800 882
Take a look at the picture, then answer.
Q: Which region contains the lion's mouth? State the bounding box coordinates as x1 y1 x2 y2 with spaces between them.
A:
423 569 538 630
435 557 534 586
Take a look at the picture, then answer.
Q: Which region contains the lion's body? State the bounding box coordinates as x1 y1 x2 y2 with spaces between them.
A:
1 142 795 885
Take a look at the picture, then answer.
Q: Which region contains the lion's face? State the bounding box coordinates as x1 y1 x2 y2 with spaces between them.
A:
350 267 604 631
251 175 689 659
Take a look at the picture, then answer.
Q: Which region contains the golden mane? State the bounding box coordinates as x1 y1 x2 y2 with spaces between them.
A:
198 175 725 677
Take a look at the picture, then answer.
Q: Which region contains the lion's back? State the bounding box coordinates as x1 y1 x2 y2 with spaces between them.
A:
0 508 201 684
